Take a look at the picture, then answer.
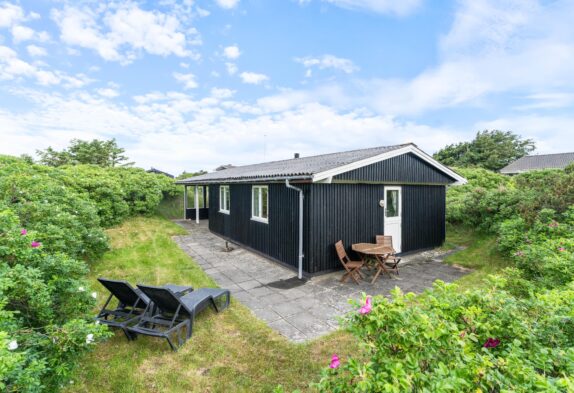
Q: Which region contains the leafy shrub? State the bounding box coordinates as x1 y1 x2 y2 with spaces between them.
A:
0 157 108 260
0 207 111 392
316 282 574 392
499 208 574 289
447 167 574 231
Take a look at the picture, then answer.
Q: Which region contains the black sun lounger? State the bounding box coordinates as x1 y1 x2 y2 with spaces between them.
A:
96 277 152 340
127 285 230 351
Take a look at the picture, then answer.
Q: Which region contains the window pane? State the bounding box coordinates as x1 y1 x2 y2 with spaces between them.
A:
262 187 268 219
225 187 230 211
219 187 224 210
386 190 399 217
253 188 260 217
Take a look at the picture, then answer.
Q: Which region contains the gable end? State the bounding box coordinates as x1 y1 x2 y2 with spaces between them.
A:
332 152 456 184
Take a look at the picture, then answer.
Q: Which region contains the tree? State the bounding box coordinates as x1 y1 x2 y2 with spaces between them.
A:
433 130 535 171
37 138 133 167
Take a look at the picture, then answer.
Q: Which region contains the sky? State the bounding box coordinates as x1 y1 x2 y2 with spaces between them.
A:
1 0 574 174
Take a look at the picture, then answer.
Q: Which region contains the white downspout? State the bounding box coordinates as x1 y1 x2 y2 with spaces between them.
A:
285 179 304 279
194 185 199 224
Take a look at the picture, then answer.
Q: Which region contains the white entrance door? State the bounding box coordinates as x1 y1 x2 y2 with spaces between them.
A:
384 186 402 253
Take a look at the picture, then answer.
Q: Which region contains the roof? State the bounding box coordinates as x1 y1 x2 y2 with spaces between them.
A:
176 143 467 185
147 167 175 178
500 152 574 174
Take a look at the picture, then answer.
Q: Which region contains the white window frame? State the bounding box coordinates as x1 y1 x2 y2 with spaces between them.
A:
251 185 269 223
219 185 230 214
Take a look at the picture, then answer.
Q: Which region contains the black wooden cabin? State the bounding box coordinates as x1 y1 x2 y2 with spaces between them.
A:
176 143 466 276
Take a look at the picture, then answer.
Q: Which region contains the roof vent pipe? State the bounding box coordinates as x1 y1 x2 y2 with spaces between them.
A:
285 179 304 279
294 153 300 159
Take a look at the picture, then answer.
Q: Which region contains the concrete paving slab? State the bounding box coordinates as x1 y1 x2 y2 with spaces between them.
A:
173 220 469 342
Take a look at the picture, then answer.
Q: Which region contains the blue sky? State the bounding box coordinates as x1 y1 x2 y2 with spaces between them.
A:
1 0 574 174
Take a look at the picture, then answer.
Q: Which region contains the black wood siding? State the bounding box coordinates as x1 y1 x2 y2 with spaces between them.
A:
185 208 209 220
306 184 446 273
401 185 446 252
306 184 386 273
208 183 309 270
333 153 455 184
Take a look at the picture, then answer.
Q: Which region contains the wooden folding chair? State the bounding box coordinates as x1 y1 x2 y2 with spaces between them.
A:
375 235 401 275
335 240 364 284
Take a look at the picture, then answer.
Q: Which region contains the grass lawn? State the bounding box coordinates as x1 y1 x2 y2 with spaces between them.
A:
69 216 358 393
156 194 185 220
441 224 512 289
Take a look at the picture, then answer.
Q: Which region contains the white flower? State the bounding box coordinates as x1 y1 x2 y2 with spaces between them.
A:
78 286 85 292
91 292 97 299
85 334 94 344
7 340 18 351
95 320 100 325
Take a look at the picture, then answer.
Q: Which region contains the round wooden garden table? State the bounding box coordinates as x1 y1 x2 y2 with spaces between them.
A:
351 243 394 284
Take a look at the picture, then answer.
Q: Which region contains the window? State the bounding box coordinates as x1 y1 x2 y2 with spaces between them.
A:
385 189 399 217
251 185 268 223
219 185 230 213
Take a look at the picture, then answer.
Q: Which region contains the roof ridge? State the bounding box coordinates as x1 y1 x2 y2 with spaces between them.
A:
523 152 574 158
217 143 414 170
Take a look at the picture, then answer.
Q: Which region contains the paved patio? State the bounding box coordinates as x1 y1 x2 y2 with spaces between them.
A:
173 220 470 342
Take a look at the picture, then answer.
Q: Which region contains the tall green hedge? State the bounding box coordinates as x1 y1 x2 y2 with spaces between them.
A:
0 155 176 391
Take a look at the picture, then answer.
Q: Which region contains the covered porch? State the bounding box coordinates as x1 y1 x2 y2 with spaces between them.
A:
182 184 209 222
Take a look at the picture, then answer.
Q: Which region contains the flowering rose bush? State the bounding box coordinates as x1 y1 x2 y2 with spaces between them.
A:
315 282 574 392
0 207 111 391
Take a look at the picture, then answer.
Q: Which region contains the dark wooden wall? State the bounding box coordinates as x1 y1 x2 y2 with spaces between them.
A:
305 184 447 273
208 183 310 270
333 153 455 184
401 185 446 253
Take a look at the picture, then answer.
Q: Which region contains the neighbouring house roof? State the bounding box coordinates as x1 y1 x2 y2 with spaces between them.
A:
176 143 467 185
147 167 175 178
500 152 574 174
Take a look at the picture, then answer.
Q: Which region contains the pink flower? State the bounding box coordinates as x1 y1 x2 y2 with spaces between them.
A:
558 247 566 252
514 251 524 257
20 229 27 236
31 241 41 248
359 296 372 315
548 221 559 228
329 354 340 369
483 338 500 348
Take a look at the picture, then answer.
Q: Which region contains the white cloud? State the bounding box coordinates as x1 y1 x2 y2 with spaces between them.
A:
96 87 120 98
0 88 466 175
214 0 240 10
52 4 198 64
321 0 422 16
295 54 358 74
11 25 34 42
0 45 92 87
0 3 24 27
26 45 47 57
225 62 238 75
240 71 269 85
173 72 198 89
223 45 240 59
211 87 235 99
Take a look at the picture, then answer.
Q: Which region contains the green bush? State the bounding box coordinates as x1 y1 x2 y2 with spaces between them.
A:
0 155 176 391
316 282 574 392
447 167 574 232
0 207 111 392
499 208 574 289
0 157 108 260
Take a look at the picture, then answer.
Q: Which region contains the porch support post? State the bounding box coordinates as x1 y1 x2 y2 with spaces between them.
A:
202 186 207 208
183 185 188 220
194 185 199 224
